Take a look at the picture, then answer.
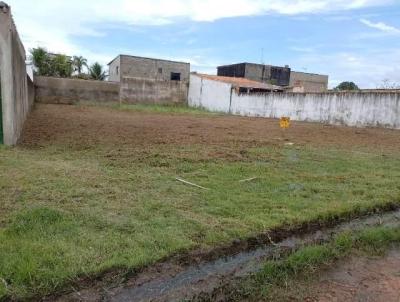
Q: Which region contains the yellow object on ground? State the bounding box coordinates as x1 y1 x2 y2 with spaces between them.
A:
280 117 291 129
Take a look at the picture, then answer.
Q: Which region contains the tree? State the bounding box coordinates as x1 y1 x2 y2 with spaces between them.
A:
30 48 72 78
52 54 73 78
334 81 359 91
30 47 51 76
72 56 88 75
89 62 106 81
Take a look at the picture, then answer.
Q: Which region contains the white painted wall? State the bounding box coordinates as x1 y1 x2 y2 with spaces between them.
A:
189 74 400 129
231 93 400 129
189 74 232 112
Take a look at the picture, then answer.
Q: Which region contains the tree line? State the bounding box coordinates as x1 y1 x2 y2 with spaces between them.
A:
30 47 106 81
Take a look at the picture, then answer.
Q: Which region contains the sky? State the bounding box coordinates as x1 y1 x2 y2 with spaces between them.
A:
7 0 400 88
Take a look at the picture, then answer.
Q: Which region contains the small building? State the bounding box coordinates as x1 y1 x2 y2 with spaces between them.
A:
217 62 328 93
217 63 291 87
107 55 190 105
289 71 328 93
108 55 190 83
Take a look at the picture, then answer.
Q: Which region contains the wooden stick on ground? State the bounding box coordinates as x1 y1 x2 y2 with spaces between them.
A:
175 177 209 190
239 177 258 183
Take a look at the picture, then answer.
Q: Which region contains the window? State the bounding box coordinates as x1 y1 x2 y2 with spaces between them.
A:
158 67 163 74
170 72 181 81
116 66 119 75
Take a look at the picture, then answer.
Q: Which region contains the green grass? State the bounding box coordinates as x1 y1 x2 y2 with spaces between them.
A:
78 101 218 115
222 226 400 302
0 109 400 299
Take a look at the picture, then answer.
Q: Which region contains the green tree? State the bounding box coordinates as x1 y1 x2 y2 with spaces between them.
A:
52 54 73 78
72 56 88 75
334 81 359 91
30 47 51 76
30 48 73 78
89 62 106 81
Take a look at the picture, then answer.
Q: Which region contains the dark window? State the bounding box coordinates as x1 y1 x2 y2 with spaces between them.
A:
116 66 119 75
170 72 181 81
158 67 162 74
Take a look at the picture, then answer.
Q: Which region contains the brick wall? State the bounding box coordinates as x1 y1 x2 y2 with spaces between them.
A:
120 77 188 104
34 76 120 104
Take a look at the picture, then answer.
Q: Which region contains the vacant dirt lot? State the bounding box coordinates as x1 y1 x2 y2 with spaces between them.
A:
21 104 400 152
1 103 400 300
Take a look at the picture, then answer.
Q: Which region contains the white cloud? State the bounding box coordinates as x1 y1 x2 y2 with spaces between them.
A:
360 18 400 34
291 49 400 88
8 0 394 58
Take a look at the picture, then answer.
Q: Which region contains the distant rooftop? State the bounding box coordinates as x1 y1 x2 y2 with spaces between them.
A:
194 73 283 91
108 54 190 66
217 62 290 69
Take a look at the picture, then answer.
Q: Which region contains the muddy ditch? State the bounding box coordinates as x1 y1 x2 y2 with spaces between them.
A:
50 204 400 302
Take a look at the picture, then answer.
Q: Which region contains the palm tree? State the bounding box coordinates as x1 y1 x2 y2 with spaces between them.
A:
89 62 106 81
72 56 88 75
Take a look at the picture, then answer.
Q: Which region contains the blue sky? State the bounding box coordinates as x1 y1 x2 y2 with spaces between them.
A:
9 0 400 88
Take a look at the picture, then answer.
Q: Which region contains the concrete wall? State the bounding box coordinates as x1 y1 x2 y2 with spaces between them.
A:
35 76 120 104
231 92 400 129
120 76 188 104
108 55 121 82
289 71 328 93
35 75 189 105
117 55 190 83
27 75 35 108
188 74 232 112
217 63 291 86
189 74 400 129
0 3 32 145
245 63 291 86
107 55 190 104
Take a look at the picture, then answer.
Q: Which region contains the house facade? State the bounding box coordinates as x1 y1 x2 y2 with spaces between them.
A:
108 55 190 83
108 55 190 104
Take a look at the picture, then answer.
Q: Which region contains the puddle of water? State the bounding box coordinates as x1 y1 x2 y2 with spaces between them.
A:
106 210 400 302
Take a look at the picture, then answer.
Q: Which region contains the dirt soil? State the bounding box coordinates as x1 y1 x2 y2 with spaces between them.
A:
20 104 400 153
311 249 400 302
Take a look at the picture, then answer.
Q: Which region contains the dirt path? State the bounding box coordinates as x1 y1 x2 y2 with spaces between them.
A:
312 250 400 302
21 104 400 153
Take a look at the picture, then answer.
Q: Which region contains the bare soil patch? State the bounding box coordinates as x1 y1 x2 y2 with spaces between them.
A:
312 250 400 302
20 104 400 153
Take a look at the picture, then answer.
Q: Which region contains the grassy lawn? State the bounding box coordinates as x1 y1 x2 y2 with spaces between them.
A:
79 101 218 116
0 104 400 299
